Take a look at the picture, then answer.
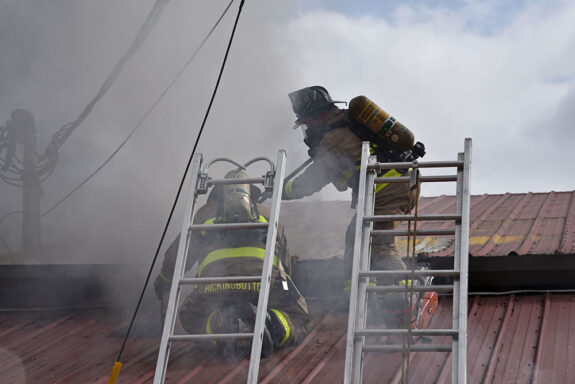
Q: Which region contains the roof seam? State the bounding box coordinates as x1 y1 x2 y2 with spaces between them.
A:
558 191 575 254
480 193 533 256
516 192 553 255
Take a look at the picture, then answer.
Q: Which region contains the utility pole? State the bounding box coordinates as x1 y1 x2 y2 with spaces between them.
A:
12 110 42 251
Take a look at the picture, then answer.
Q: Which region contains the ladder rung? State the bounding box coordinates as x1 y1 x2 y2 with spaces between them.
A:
207 177 265 186
364 214 461 222
371 228 456 236
368 160 463 171
180 276 261 285
363 344 453 352
367 284 454 293
355 329 458 337
420 175 458 182
190 222 268 231
375 175 458 184
169 333 254 342
359 270 460 278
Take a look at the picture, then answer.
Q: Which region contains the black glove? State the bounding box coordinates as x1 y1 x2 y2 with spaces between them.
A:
257 190 272 203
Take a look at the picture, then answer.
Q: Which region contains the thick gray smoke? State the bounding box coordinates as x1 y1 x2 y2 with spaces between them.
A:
0 0 310 258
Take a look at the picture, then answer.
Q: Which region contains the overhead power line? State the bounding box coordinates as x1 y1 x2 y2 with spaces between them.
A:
1 0 236 258
39 0 235 218
0 0 170 255
42 0 171 160
113 0 246 375
0 0 234 232
1 0 170 192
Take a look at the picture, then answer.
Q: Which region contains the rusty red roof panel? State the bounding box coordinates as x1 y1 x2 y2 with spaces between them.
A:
2 292 575 383
282 191 575 260
396 191 575 257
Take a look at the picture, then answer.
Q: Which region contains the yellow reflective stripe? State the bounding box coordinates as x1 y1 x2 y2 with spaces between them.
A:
198 247 277 276
201 218 217 237
251 215 268 223
159 270 172 283
284 180 295 200
385 279 414 296
375 169 402 193
335 168 355 189
205 311 217 345
344 279 351 291
206 311 216 334
270 309 290 345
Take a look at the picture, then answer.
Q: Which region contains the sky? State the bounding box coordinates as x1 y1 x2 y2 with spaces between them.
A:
1 0 575 256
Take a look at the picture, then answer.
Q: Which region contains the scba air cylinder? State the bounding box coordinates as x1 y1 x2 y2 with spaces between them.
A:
222 170 251 223
348 95 415 151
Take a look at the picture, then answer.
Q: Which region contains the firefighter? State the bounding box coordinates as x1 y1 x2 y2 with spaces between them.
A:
154 169 309 357
282 86 421 314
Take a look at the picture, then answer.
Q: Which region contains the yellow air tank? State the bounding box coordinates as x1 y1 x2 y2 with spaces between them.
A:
348 95 415 151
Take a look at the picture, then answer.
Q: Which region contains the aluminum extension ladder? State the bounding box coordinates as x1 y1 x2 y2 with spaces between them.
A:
153 150 287 384
344 139 472 384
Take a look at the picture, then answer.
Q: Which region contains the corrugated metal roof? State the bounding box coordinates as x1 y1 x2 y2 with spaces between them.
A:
1 293 574 383
414 191 575 257
283 191 575 259
2 191 575 383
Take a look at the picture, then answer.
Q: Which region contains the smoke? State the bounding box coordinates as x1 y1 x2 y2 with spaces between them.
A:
0 0 310 257
279 0 575 196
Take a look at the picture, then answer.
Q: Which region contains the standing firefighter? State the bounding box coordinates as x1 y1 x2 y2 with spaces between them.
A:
155 169 309 357
283 86 425 316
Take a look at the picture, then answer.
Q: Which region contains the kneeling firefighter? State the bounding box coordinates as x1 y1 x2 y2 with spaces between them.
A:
154 169 309 357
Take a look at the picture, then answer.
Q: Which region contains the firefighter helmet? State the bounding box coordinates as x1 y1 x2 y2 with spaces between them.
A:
208 169 262 207
288 86 344 119
221 169 252 223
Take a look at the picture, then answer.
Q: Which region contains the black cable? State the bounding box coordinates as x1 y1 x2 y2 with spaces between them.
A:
1 0 170 191
42 0 171 159
37 0 235 219
1 0 234 258
0 210 23 227
115 0 246 363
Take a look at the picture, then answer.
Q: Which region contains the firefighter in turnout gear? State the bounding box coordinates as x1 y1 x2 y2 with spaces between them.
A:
283 86 424 318
155 169 309 357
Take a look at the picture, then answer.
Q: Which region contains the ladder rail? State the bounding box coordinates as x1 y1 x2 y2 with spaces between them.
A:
246 150 287 383
344 143 372 384
453 138 472 384
354 157 377 384
154 153 203 384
